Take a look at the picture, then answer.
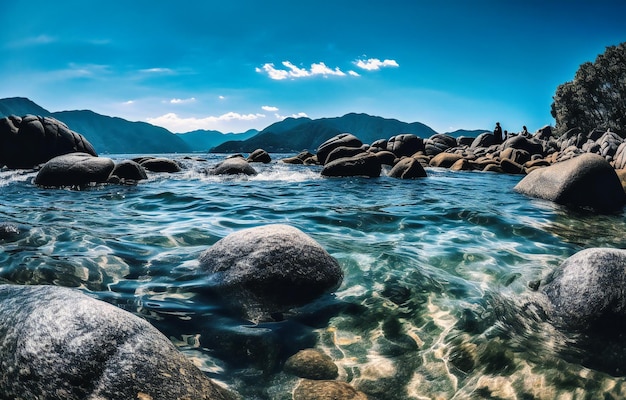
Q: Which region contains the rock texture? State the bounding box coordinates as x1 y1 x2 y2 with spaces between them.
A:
198 224 343 321
284 349 339 380
514 153 626 212
34 153 115 187
0 115 97 169
321 153 381 178
0 284 236 400
207 157 258 176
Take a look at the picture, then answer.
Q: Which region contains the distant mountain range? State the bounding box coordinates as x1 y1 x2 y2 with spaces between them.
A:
0 97 488 155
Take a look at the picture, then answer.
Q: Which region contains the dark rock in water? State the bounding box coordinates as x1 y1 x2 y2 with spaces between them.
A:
424 134 456 156
284 349 339 380
208 157 257 176
374 150 397 166
198 224 343 322
293 380 368 400
0 115 97 169
109 160 147 183
386 134 423 157
0 284 236 400
500 147 530 165
499 158 525 175
316 134 362 165
325 146 366 164
139 157 182 173
541 248 626 333
247 148 271 163
388 157 427 179
503 135 544 157
0 222 23 241
34 153 115 187
281 151 315 165
514 153 626 212
321 153 381 178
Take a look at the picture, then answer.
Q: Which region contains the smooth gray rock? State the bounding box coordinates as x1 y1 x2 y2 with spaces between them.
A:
0 284 236 400
34 153 115 187
139 157 182 173
386 134 424 157
0 115 97 169
325 146 366 164
514 153 626 212
247 148 271 163
321 153 381 178
198 224 343 322
109 160 148 182
208 157 257 176
541 248 626 332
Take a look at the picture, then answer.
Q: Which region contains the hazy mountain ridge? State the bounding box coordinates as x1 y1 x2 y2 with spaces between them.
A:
1 97 488 155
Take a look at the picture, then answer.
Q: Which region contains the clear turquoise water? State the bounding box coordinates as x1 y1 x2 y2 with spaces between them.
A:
2 154 626 399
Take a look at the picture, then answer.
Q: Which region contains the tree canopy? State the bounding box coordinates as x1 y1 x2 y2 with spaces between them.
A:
551 42 626 136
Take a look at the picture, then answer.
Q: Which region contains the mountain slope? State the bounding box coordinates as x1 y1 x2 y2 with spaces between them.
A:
176 129 258 152
0 97 52 117
211 113 439 153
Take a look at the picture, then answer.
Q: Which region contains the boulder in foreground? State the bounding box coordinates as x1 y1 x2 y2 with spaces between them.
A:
34 152 115 187
514 153 626 212
541 248 626 333
198 224 343 322
0 284 236 400
207 157 258 176
321 153 381 178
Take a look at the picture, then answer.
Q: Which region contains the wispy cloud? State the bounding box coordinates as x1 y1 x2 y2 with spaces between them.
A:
139 67 175 74
146 112 266 132
169 97 196 104
262 105 279 112
355 58 399 71
274 112 309 120
256 61 352 80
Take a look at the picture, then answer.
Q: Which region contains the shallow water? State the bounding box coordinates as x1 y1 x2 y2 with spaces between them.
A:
2 153 626 399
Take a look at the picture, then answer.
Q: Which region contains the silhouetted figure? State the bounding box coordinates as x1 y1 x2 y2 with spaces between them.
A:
521 125 529 136
493 122 503 144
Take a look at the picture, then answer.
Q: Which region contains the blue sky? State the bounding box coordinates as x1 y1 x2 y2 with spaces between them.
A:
1 1 625 134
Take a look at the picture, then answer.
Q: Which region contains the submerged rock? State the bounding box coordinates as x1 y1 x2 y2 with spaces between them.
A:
34 152 115 187
0 284 236 400
293 380 368 400
514 153 626 212
0 115 97 169
109 159 148 183
138 157 182 173
541 248 626 332
198 224 343 322
247 148 271 163
284 349 339 380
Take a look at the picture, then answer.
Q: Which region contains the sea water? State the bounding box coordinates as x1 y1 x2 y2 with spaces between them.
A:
2 153 626 399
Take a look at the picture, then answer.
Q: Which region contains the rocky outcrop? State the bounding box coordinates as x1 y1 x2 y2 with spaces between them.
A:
386 134 423 157
321 153 381 178
0 115 97 169
198 224 343 322
316 134 362 165
34 153 115 187
0 284 236 400
207 157 258 176
514 153 626 212
137 157 182 173
108 160 148 183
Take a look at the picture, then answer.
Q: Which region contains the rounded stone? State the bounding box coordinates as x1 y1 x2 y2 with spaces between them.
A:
293 380 368 400
284 349 339 380
34 153 115 187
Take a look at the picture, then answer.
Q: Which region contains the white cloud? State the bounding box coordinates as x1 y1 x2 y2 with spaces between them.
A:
257 61 355 80
348 70 361 77
169 97 196 104
355 58 399 71
218 95 225 100
262 105 279 112
146 112 266 132
123 100 134 105
139 67 174 74
275 112 309 120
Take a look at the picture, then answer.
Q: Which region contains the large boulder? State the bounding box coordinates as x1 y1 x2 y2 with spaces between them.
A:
321 153 381 178
386 134 424 157
388 157 427 179
247 148 271 163
109 160 148 183
316 134 362 165
284 349 339 380
514 153 626 212
541 248 626 332
503 135 544 157
0 115 97 169
0 284 236 400
198 224 343 322
34 153 115 187
470 132 495 149
207 157 257 176
138 157 182 173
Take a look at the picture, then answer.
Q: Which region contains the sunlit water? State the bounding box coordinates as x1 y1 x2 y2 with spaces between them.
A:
2 153 626 399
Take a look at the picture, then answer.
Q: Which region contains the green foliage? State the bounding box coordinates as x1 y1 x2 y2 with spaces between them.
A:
551 42 626 136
